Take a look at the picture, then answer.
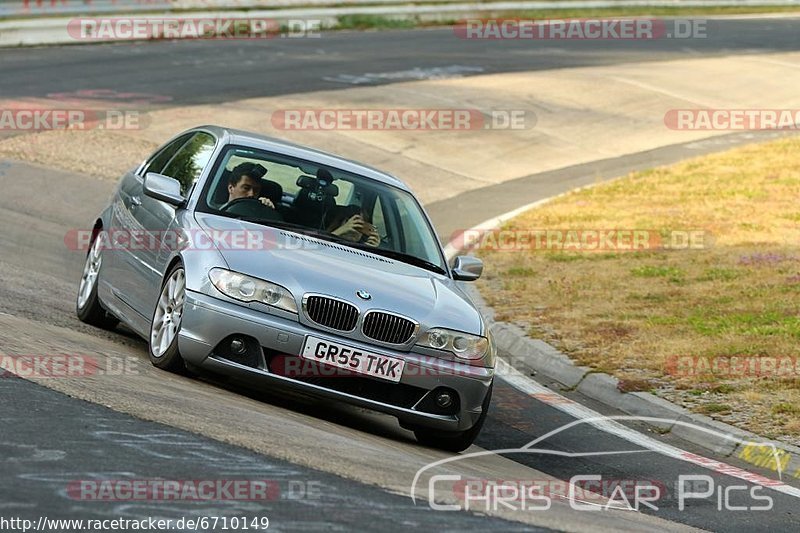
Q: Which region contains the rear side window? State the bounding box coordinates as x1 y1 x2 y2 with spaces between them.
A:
141 133 193 176
160 132 217 194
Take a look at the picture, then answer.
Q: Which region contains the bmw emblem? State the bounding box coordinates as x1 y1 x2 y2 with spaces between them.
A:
356 290 371 300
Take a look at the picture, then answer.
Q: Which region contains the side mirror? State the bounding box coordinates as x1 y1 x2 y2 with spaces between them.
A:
452 256 483 281
144 173 184 207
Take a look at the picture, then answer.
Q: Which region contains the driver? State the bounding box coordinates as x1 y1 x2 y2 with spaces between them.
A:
222 162 275 210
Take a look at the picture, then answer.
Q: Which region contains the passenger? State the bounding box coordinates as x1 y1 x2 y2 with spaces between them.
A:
326 205 380 247
224 163 275 209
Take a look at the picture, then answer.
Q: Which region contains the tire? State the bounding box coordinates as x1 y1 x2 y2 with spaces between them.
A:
148 263 187 373
414 382 493 452
76 234 119 329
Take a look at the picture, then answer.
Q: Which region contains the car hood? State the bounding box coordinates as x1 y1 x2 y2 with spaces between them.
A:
195 214 484 334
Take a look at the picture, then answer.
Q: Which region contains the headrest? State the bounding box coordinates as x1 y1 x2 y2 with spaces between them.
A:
232 162 267 180
260 179 283 205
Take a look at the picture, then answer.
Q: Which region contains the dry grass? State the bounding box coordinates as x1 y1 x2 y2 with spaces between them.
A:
0 130 158 180
477 135 800 444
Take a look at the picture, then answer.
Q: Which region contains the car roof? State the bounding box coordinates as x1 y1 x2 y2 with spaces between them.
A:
196 125 412 192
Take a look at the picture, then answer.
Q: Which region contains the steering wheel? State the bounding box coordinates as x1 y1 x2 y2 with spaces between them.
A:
221 197 282 220
221 197 261 210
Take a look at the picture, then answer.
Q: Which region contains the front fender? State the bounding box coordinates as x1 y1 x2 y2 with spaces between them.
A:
161 217 230 296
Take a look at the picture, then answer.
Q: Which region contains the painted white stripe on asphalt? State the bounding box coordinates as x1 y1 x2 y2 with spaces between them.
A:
497 359 800 499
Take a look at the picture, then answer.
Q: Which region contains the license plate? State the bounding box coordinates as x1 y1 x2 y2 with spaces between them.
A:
300 336 405 383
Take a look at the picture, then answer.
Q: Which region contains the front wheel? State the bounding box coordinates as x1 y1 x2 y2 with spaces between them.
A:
148 263 187 373
414 383 493 452
76 234 119 329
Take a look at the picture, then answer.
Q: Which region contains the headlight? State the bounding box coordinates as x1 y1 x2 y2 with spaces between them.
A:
417 328 489 360
209 268 298 313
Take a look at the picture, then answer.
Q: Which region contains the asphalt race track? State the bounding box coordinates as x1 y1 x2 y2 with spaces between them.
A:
2 18 800 532
2 19 800 105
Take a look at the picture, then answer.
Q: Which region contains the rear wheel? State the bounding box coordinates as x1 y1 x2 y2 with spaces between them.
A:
148 263 187 373
76 234 119 329
414 383 493 452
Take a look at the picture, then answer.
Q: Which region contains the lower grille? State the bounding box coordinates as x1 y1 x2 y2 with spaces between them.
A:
304 295 359 331
362 311 416 344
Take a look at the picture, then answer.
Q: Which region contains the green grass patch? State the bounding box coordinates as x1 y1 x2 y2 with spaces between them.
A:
698 268 741 282
630 265 685 281
772 403 800 415
711 384 737 394
335 14 417 30
689 311 800 338
697 403 732 415
505 266 537 276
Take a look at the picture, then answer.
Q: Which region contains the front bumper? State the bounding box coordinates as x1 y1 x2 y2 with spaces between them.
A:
179 290 494 432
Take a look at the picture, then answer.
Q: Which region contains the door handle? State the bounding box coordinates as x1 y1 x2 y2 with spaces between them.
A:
130 196 142 208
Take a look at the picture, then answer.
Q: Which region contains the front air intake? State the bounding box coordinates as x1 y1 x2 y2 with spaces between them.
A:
304 295 359 331
362 311 416 344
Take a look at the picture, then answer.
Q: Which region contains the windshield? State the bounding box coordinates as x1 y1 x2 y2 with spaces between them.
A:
197 145 446 273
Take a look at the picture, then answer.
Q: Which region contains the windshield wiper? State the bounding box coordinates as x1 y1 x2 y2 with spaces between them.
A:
373 248 447 275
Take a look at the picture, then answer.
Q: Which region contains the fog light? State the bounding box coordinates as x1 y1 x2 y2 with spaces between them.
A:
230 338 246 355
435 392 454 408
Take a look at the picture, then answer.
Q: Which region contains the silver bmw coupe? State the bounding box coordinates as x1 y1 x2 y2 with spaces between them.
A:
76 126 494 451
